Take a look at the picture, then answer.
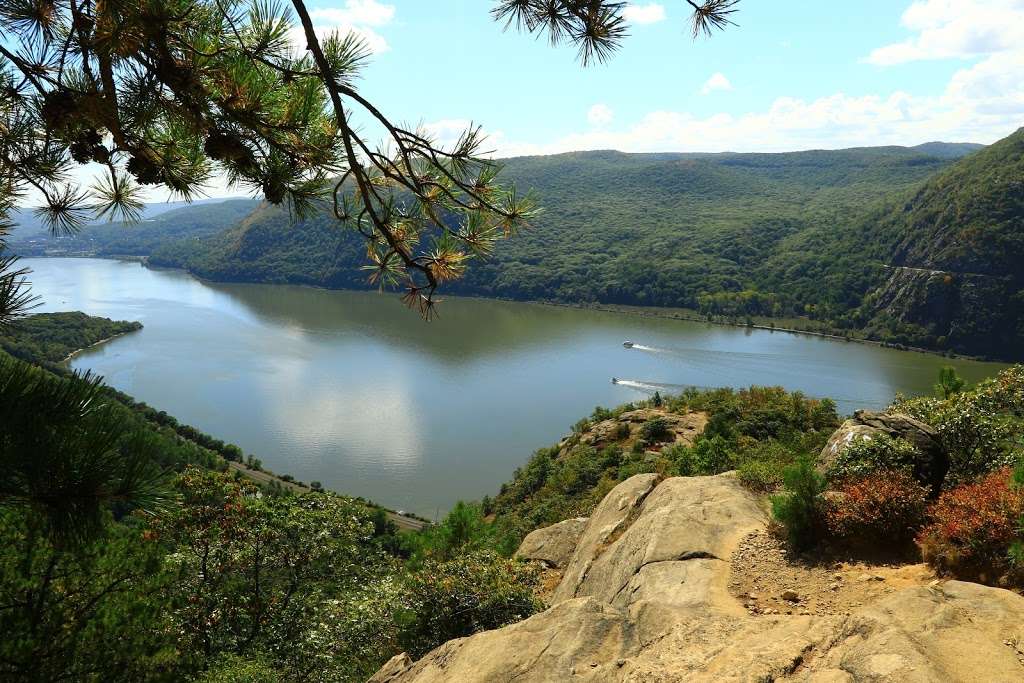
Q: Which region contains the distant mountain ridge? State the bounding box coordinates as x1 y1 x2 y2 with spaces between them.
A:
9 198 259 257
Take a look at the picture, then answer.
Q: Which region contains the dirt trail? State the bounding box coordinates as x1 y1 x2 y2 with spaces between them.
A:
728 529 937 617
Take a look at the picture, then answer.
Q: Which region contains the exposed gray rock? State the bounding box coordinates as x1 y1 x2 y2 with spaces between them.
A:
818 410 948 494
515 517 588 569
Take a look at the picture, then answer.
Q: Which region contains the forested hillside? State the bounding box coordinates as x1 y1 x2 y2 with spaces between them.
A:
859 128 1024 358
10 198 259 257
148 143 977 319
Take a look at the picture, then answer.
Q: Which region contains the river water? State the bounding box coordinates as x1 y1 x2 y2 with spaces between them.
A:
24 258 1007 518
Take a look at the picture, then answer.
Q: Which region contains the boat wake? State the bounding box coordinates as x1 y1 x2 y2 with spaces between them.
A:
613 379 691 393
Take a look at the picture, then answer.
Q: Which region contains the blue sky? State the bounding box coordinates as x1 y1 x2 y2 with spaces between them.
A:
307 0 1024 155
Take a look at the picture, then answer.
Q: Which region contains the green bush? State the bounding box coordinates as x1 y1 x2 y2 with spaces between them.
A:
826 433 920 482
771 456 827 550
396 552 541 658
738 459 783 492
893 365 1024 485
639 417 670 442
693 435 734 474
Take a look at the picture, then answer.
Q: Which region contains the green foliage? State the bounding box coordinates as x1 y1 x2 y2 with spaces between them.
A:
1012 461 1024 570
409 501 518 561
395 552 541 658
0 354 166 544
491 385 836 548
737 458 784 492
153 468 385 673
199 654 282 683
146 145 984 345
692 434 734 474
935 366 967 399
825 433 921 482
771 456 827 550
639 417 670 442
0 311 142 368
0 508 172 681
894 365 1024 484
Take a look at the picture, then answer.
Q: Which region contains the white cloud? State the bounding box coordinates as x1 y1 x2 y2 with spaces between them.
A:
866 0 1024 65
622 3 667 25
489 51 1024 157
290 0 396 54
587 103 615 126
700 72 733 95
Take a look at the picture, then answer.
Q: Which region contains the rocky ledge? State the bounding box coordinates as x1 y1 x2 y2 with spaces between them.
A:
372 473 1024 682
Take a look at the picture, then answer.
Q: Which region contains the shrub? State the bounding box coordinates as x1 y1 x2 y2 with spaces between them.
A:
917 468 1024 583
934 366 966 399
826 433 920 482
396 552 541 657
894 365 1024 484
824 471 928 544
692 434 733 474
614 422 631 440
663 443 697 477
738 459 783 492
771 456 827 550
639 417 670 442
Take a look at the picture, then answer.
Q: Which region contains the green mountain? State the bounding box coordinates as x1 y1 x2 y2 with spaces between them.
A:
148 143 976 312
859 127 1024 358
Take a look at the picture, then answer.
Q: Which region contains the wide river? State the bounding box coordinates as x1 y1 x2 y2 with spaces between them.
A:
26 258 1007 518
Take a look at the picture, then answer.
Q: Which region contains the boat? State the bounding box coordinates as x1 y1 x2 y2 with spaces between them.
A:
611 377 619 384
622 341 634 348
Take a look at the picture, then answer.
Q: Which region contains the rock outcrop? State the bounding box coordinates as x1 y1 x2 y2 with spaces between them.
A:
372 473 1024 682
818 409 948 494
515 517 588 569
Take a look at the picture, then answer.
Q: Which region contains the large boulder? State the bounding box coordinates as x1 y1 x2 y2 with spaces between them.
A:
552 473 764 610
818 410 948 494
515 517 588 569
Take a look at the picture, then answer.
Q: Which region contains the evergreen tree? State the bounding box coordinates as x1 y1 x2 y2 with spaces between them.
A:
0 0 740 317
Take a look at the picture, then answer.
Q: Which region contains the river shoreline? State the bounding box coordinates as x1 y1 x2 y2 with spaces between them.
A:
34 253 983 362
61 330 138 363
138 257 988 363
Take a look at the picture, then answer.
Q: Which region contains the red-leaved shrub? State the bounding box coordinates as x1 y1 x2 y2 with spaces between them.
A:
824 470 929 545
917 468 1024 583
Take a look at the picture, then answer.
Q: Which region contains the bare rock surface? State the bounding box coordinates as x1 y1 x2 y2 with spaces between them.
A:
372 473 1024 682
818 409 948 493
515 517 588 569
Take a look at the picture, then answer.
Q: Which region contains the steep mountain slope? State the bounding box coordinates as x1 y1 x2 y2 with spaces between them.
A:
149 144 973 312
861 127 1024 358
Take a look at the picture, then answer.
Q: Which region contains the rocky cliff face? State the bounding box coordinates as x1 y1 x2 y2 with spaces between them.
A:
863 127 1024 358
372 472 1024 682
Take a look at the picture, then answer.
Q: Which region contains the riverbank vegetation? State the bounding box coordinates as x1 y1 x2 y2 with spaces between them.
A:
0 311 142 368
